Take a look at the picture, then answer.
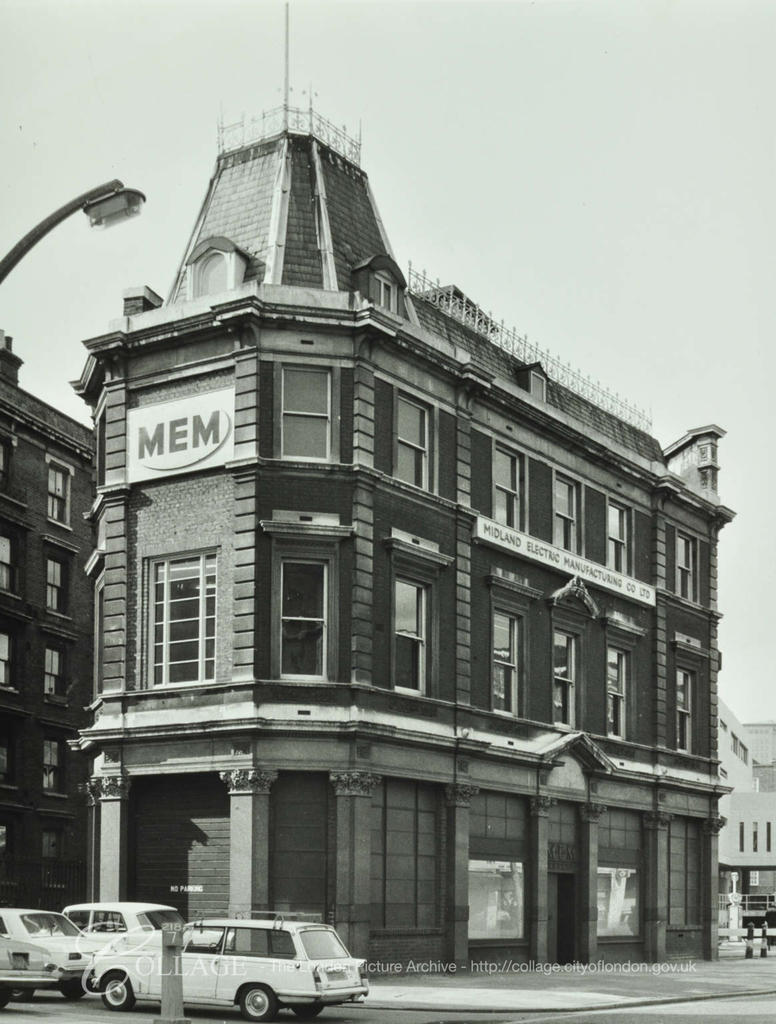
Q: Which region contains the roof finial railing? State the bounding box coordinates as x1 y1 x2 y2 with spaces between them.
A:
406 263 652 432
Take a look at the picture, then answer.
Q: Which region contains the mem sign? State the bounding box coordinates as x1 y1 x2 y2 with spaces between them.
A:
127 388 235 483
474 515 656 607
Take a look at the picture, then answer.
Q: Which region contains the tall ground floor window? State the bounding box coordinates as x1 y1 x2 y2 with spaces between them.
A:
468 790 528 941
668 817 701 926
597 808 641 937
371 779 438 928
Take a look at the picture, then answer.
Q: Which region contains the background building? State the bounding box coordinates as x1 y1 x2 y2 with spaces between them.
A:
743 721 776 767
717 700 776 923
75 108 733 963
0 329 94 906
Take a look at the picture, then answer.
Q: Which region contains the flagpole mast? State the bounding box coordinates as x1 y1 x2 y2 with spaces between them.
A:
283 2 290 130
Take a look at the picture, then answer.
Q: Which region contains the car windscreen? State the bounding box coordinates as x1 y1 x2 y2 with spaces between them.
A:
298 928 349 959
20 912 81 937
137 910 186 930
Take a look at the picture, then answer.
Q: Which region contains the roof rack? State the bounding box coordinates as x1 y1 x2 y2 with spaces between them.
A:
248 911 323 926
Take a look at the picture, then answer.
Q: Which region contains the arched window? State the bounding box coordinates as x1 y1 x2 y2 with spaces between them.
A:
186 236 248 300
195 252 228 297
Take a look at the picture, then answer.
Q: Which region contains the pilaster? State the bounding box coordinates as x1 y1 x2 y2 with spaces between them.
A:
330 771 381 956
529 795 555 962
444 782 479 965
579 802 606 963
454 398 473 704
351 477 375 685
220 769 277 917
643 810 671 961
702 815 726 960
652 506 668 747
95 775 131 901
232 467 258 682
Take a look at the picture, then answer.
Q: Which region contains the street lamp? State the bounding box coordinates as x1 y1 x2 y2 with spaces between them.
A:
0 179 146 286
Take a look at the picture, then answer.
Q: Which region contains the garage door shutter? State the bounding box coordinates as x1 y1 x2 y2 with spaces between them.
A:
131 773 229 919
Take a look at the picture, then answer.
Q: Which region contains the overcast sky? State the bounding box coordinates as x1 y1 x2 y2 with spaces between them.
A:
1 0 772 724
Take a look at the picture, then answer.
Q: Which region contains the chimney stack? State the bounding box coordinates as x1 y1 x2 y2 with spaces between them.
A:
0 330 23 387
123 286 163 317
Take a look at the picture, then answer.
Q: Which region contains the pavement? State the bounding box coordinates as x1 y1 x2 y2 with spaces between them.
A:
363 943 776 1013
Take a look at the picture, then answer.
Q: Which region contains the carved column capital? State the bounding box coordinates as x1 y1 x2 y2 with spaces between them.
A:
580 802 607 823
80 778 103 806
220 769 278 795
643 811 672 830
445 783 479 807
92 775 131 801
330 771 382 797
702 815 727 835
530 795 556 817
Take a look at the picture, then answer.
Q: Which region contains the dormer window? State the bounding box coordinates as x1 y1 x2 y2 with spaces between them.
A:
516 362 548 403
375 271 395 313
197 252 228 296
352 254 407 318
187 236 248 300
530 371 546 402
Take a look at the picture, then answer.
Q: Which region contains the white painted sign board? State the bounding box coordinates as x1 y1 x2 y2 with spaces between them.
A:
127 388 235 483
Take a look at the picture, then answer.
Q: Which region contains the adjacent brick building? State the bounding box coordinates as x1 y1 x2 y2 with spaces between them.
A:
0 329 94 905
74 109 734 964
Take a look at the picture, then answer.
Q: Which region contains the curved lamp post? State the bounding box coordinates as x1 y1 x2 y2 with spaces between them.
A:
0 179 145 286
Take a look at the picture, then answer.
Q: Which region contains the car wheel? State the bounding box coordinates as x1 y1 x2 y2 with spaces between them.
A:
292 1005 324 1019
59 978 86 1000
101 972 136 1012
10 990 33 1002
239 984 279 1022
0 990 11 1010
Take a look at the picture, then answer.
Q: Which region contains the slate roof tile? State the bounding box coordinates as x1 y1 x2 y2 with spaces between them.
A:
413 297 662 463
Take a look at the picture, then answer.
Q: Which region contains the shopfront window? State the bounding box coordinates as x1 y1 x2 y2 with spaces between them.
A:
597 867 640 937
468 860 525 939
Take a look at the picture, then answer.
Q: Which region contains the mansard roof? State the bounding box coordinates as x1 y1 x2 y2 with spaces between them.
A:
168 131 394 303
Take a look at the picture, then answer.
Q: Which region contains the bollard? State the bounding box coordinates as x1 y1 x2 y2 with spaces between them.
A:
152 925 190 1024
761 923 768 958
745 921 754 959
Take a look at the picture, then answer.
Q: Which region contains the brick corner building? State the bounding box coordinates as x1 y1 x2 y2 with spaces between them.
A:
74 110 734 963
0 329 94 905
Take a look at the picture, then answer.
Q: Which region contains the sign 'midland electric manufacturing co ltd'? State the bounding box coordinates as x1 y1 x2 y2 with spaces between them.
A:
127 388 235 483
474 516 656 607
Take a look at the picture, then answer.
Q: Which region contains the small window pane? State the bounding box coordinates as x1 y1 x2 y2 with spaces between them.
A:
282 417 328 459
398 399 424 447
284 369 329 414
396 581 421 635
597 867 639 936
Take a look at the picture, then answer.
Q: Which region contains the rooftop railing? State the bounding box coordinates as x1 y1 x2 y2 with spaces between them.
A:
218 104 362 167
407 264 652 433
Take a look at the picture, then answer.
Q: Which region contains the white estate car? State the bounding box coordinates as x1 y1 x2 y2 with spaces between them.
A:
63 902 185 949
0 909 94 999
0 935 62 1009
93 917 368 1021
